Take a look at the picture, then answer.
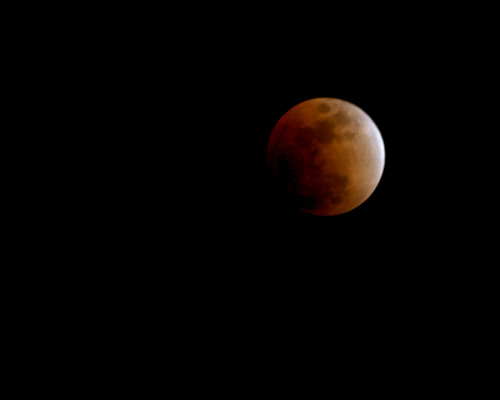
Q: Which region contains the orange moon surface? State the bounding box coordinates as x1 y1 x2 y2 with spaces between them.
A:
267 97 385 216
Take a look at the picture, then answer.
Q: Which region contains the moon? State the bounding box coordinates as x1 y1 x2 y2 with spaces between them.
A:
267 97 385 216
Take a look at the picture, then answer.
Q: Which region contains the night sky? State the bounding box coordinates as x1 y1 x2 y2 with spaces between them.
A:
21 4 494 382
113 6 494 327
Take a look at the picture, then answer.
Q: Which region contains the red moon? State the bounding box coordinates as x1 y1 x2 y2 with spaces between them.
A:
267 97 385 216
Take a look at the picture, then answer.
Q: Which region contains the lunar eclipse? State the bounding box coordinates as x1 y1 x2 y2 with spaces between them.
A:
267 97 385 216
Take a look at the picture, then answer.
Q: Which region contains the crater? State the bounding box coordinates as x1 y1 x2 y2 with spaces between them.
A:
317 103 331 113
328 172 349 189
344 129 357 140
333 110 352 127
315 118 338 144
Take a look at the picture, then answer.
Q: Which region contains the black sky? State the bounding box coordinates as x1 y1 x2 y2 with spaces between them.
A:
104 6 495 303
